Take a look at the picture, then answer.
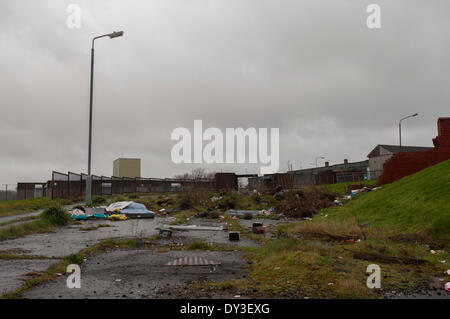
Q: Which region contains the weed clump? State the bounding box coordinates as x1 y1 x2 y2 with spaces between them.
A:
65 254 83 264
91 196 106 206
41 206 71 226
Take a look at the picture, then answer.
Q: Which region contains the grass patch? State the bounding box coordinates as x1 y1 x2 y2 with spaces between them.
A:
170 210 198 225
0 206 71 241
0 197 71 218
41 206 71 226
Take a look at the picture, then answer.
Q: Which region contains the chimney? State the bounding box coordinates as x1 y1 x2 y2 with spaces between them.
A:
344 159 348 165
325 161 329 167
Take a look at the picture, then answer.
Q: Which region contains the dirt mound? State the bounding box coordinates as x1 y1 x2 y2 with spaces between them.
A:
275 188 336 218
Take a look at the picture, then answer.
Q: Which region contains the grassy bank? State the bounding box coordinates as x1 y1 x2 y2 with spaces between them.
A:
321 159 450 241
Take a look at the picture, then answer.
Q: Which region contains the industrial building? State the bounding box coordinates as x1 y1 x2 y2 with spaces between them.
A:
113 158 141 178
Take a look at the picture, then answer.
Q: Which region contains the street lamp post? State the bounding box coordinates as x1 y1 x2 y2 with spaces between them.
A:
315 156 325 168
398 113 418 153
86 31 124 205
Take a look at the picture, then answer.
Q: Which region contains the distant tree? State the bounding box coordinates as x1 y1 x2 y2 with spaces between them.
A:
174 168 215 181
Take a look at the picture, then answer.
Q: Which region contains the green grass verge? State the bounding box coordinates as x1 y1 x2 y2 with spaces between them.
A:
321 159 450 241
0 197 71 218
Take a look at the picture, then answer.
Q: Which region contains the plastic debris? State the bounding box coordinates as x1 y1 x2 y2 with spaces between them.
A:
106 201 155 219
252 222 265 234
229 231 240 241
159 229 172 238
445 282 450 292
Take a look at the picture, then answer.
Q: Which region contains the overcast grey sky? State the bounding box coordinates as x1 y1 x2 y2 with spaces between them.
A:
1 0 449 184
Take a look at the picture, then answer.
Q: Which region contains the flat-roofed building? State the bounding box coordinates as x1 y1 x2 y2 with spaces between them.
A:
113 158 141 178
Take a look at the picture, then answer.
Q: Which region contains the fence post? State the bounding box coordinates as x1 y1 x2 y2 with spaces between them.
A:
51 171 54 200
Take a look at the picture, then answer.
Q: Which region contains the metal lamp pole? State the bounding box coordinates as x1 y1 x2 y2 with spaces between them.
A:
315 156 325 168
398 113 418 153
86 31 124 205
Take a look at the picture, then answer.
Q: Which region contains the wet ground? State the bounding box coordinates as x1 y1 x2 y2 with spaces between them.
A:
0 215 262 297
1 212 447 299
0 216 173 257
23 249 248 299
0 259 58 295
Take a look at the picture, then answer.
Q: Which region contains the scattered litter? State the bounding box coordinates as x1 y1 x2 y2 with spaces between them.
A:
446 270 450 275
106 201 154 219
70 209 88 220
430 250 436 254
108 213 127 221
93 213 108 219
210 196 222 202
159 229 172 238
229 231 240 241
252 222 265 234
346 239 355 243
445 282 450 292
328 282 334 286
234 295 241 298
115 279 122 282
226 209 260 217
159 208 166 213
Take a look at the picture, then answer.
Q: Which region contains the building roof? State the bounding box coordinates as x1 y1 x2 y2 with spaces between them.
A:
290 160 369 176
367 144 432 158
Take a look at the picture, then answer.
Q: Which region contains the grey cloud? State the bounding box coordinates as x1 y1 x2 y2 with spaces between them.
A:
0 0 448 184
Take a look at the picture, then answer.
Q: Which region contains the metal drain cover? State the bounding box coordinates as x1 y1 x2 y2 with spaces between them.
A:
166 256 221 266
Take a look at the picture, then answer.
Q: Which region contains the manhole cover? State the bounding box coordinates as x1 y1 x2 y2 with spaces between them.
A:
166 256 221 266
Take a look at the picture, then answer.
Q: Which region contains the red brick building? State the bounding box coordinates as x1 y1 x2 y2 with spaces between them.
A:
379 117 450 184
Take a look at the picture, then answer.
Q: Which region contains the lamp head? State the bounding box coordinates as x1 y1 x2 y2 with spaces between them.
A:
109 31 124 39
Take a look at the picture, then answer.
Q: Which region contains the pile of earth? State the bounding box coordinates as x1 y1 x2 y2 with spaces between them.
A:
274 188 336 218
